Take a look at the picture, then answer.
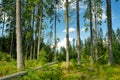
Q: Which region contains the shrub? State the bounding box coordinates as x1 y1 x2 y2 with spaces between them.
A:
0 52 13 61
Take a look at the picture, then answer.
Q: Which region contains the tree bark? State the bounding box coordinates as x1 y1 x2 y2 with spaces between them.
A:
76 0 81 65
54 5 57 60
1 0 4 39
33 31 36 59
30 45 33 60
106 0 114 65
30 8 35 60
66 0 70 68
32 7 36 59
94 0 98 61
89 0 94 64
16 0 25 70
10 28 14 57
1 12 5 51
25 44 28 60
37 8 42 59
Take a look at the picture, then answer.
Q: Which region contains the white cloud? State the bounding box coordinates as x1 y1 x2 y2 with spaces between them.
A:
63 27 75 33
79 1 87 9
102 7 116 21
81 27 86 32
57 37 73 49
102 12 107 20
60 0 86 11
101 7 107 20
60 0 75 10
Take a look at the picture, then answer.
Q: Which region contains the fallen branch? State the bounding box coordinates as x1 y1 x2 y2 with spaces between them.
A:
0 61 58 80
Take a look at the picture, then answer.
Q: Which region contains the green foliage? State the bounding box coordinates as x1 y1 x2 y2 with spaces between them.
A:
0 37 11 53
0 60 17 76
57 47 66 62
112 28 120 64
0 0 120 79
97 53 108 64
1 60 120 79
21 67 40 80
39 45 54 63
39 65 63 80
39 47 47 63
70 59 78 68
18 64 63 80
0 52 13 61
57 53 66 62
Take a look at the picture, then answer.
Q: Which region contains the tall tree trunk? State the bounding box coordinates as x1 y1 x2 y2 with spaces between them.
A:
89 0 94 64
1 12 5 51
54 6 57 60
10 28 14 57
106 0 113 65
94 0 98 61
30 8 35 60
0 0 2 51
66 0 70 68
1 0 4 38
76 0 81 65
30 45 33 60
2 12 5 38
25 44 28 60
16 0 25 70
32 7 36 59
10 13 16 58
37 8 42 59
33 29 36 59
30 29 33 60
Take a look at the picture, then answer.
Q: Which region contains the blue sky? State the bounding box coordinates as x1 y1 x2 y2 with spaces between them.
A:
50 0 120 48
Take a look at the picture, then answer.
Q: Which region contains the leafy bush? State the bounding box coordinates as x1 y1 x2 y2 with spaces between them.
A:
22 68 40 80
0 60 17 76
19 64 63 80
57 53 66 62
38 47 48 64
0 51 13 61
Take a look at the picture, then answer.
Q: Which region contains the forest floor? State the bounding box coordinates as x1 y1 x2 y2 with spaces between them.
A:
0 60 120 80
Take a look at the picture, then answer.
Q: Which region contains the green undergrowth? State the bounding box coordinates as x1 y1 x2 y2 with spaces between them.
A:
0 60 43 77
0 60 17 77
0 52 16 77
0 55 120 80
14 61 120 80
0 56 45 77
60 61 120 80
17 64 63 80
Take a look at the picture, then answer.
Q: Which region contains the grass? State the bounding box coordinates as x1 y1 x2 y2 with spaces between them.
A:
29 61 120 80
53 61 120 80
0 60 17 76
0 59 43 77
0 58 120 80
